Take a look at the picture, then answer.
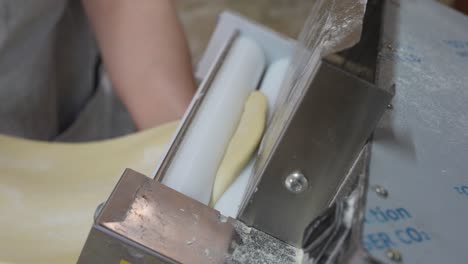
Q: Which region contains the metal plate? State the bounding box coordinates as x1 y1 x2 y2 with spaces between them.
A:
240 62 392 246
363 0 468 263
81 169 236 264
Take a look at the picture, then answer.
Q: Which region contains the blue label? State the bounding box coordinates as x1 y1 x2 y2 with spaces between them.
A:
363 207 431 251
364 206 412 224
454 185 468 196
444 40 468 58
363 226 431 252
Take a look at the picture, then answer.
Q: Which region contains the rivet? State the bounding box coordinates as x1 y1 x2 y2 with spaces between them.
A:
284 171 308 194
94 202 105 222
373 185 389 198
386 248 402 262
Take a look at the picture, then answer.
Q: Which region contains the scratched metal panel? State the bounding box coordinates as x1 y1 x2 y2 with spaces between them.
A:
364 0 468 263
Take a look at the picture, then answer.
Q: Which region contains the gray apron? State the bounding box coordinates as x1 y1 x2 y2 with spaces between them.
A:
0 0 135 142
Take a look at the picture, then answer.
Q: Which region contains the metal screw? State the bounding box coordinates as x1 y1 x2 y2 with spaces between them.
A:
387 103 393 109
386 248 402 262
94 202 105 222
373 185 389 198
218 213 228 223
284 171 308 194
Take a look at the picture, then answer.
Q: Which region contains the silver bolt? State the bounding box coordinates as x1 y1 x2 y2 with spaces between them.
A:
387 103 393 109
284 171 308 194
373 185 389 198
386 248 402 262
218 213 228 223
94 202 105 222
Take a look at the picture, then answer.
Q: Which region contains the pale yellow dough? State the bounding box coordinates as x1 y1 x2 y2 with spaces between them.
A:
0 91 267 264
210 91 267 206
0 121 178 264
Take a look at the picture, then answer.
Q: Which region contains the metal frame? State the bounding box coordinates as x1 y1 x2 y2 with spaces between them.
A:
238 61 392 247
79 169 236 264
78 1 397 262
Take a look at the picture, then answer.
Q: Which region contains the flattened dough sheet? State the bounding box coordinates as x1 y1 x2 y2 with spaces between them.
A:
0 122 178 264
0 91 267 264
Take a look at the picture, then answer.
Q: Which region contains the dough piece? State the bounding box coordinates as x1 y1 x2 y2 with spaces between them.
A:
214 58 291 217
0 122 178 264
210 91 267 206
214 159 255 218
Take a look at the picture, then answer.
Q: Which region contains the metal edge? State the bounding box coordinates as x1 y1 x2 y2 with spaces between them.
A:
153 30 239 182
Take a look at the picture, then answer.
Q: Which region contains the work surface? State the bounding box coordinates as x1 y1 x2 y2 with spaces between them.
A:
175 0 314 63
363 1 468 263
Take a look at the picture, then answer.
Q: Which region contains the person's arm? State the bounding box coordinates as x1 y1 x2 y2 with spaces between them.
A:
82 0 196 130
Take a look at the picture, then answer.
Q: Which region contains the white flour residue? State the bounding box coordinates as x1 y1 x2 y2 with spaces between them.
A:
388 32 468 141
322 0 368 54
227 221 301 264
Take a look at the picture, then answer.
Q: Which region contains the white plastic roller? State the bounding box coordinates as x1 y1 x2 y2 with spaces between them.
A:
259 57 291 122
162 36 266 205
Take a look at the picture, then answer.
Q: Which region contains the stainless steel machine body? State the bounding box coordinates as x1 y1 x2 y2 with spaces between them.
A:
362 0 468 263
79 169 302 264
78 0 468 263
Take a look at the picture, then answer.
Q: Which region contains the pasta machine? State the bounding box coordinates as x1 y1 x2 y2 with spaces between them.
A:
78 0 468 263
